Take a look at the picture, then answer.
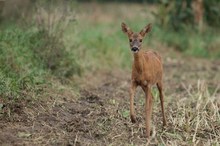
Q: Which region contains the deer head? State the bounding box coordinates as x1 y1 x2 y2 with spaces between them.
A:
121 22 152 53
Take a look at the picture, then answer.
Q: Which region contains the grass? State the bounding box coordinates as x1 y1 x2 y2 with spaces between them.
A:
0 24 80 100
155 27 220 58
0 26 46 99
160 81 220 145
107 81 220 145
0 1 80 100
62 2 220 76
67 75 219 146
72 22 220 69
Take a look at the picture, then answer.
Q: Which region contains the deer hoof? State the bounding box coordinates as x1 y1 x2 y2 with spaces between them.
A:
163 120 167 127
130 115 136 123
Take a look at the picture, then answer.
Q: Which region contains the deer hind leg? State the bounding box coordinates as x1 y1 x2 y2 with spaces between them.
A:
157 82 167 126
144 86 153 138
130 82 137 123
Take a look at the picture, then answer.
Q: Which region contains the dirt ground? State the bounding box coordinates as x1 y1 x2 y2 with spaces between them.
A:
0 49 219 145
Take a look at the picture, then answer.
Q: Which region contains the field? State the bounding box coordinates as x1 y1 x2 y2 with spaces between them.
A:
0 2 220 146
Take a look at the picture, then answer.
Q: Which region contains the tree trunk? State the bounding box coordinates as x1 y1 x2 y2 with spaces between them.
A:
192 0 204 32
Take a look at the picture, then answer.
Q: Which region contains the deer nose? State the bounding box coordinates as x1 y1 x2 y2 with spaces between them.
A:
131 47 139 52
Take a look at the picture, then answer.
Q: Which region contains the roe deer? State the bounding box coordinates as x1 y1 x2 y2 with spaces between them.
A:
121 22 167 138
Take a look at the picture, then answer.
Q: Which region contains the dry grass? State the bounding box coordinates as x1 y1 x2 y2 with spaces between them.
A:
160 80 220 145
34 1 75 38
1 57 219 145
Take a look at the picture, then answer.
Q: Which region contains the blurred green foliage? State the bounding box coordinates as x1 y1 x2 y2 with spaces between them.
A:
30 29 81 78
0 0 81 99
153 0 220 55
0 25 80 99
76 0 220 31
204 0 220 28
76 0 159 2
0 26 46 99
155 0 220 31
169 0 194 31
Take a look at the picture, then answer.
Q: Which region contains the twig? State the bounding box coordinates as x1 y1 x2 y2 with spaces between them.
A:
74 131 79 146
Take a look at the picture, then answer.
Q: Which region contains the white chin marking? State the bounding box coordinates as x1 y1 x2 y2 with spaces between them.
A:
133 50 139 53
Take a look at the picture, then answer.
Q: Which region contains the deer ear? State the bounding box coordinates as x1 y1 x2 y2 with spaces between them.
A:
121 22 133 36
140 23 152 37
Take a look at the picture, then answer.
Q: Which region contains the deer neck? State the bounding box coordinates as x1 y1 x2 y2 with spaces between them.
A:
133 50 144 73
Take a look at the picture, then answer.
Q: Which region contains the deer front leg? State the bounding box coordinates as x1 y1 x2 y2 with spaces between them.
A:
130 81 137 123
144 86 153 138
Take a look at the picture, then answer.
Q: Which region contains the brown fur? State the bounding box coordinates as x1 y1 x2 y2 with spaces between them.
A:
122 22 167 138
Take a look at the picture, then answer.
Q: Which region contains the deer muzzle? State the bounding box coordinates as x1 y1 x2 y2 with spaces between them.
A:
131 47 139 53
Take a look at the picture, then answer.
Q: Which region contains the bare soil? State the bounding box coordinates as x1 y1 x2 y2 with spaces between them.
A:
0 51 220 146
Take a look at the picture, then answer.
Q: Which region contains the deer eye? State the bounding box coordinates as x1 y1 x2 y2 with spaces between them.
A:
140 39 142 42
129 39 132 42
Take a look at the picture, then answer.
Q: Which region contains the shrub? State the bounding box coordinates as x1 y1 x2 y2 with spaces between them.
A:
32 1 80 77
30 28 81 78
204 0 220 28
0 9 80 99
0 26 46 99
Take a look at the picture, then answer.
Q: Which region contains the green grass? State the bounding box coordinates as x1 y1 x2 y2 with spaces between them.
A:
64 21 156 72
64 23 132 70
0 26 46 99
64 2 220 71
61 21 220 76
0 0 81 100
0 24 80 99
153 26 217 58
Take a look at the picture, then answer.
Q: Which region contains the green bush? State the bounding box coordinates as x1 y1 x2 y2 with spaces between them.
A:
156 0 220 30
153 0 220 58
0 26 45 99
0 25 80 99
30 29 81 78
204 0 220 28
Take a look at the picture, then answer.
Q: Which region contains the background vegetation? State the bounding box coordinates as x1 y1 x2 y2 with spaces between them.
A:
0 0 219 100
